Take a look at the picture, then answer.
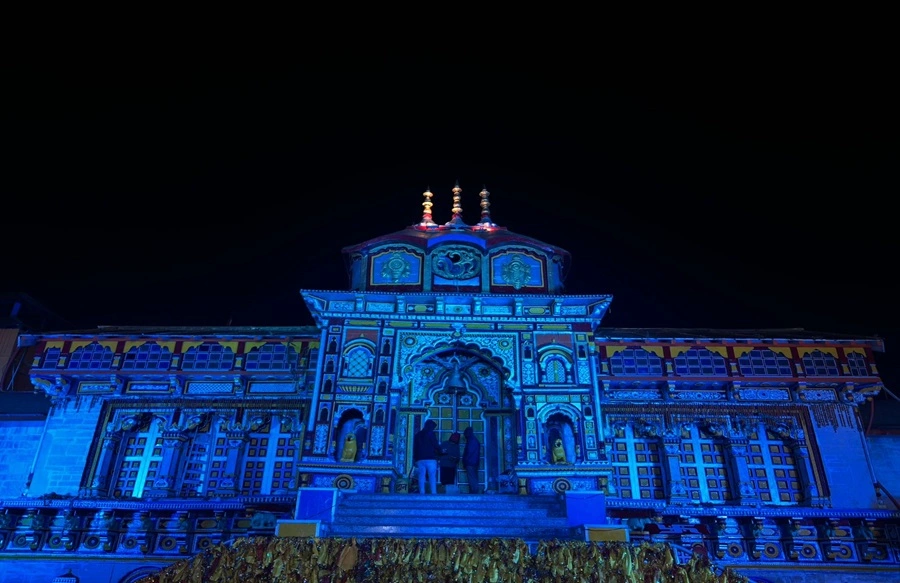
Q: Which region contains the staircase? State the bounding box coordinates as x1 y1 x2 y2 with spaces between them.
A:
322 492 581 542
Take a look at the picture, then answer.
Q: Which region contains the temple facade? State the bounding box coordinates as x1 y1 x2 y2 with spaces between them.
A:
1 186 898 583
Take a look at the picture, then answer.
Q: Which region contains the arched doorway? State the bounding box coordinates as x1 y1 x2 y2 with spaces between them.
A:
402 346 515 493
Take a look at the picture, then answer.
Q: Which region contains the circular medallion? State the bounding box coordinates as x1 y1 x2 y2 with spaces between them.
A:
727 543 743 557
551 478 572 494
763 543 780 558
334 474 355 490
801 544 817 558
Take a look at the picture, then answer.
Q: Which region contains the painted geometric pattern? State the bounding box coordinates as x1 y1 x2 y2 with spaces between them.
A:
67 342 114 370
747 423 803 504
674 348 727 375
240 415 296 495
122 343 173 370
245 345 298 371
739 349 791 376
114 422 163 498
397 330 517 388
610 349 663 375
610 426 665 500
181 344 235 371
680 426 732 503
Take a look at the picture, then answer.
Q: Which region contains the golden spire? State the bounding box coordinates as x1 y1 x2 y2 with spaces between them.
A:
418 187 438 228
476 186 497 228
445 181 467 227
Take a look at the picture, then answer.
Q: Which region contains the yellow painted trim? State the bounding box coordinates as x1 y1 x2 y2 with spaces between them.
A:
388 321 415 327
466 323 492 329
706 346 728 357
768 347 792 358
421 323 450 328
289 341 306 353
670 346 728 358
605 345 626 357
219 341 240 353
498 324 530 330
346 320 378 326
122 340 144 352
844 347 867 356
122 340 175 353
538 325 570 331
68 340 96 352
732 347 753 359
45 341 65 350
181 341 204 352
797 346 837 357
644 346 664 357
243 341 267 352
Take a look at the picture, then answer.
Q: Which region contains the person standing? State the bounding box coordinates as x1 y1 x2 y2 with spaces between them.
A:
462 426 481 494
412 419 441 494
439 432 461 490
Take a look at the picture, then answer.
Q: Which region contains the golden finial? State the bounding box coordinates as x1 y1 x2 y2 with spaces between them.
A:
476 186 497 228
418 187 438 228
446 181 467 227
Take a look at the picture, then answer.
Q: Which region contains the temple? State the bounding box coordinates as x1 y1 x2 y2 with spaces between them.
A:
1 186 898 583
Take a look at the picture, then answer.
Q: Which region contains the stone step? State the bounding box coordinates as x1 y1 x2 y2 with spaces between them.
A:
336 506 565 519
325 492 578 542
331 514 571 527
324 523 578 540
339 493 563 509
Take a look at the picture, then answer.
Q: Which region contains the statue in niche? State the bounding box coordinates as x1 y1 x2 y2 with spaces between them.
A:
340 434 358 462
551 438 569 464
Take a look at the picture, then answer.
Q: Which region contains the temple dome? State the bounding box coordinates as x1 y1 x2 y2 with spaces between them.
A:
342 185 571 294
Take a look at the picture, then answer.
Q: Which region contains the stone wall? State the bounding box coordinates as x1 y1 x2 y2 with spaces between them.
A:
25 400 104 497
867 434 900 509
0 417 44 498
811 405 879 507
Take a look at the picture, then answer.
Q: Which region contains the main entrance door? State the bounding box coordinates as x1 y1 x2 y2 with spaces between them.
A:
406 348 516 493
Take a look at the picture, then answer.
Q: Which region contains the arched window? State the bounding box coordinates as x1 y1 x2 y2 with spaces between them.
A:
801 350 839 376
182 344 235 371
245 344 297 371
122 343 172 370
674 348 727 375
609 348 663 375
67 342 114 370
738 349 792 376
541 356 568 384
41 347 62 369
847 352 870 376
344 346 373 378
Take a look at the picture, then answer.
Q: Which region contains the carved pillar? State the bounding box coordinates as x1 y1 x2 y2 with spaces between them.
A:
791 440 825 506
771 423 827 507
88 431 122 497
209 432 247 497
145 431 189 497
724 437 760 506
662 430 689 504
290 431 304 489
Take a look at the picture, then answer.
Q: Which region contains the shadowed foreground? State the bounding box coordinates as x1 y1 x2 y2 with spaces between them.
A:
136 537 750 582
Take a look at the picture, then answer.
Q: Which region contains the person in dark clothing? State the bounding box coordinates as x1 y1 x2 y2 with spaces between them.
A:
412 419 441 494
439 432 461 487
462 426 481 494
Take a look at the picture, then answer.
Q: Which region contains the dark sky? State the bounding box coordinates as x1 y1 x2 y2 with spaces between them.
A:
3 57 898 387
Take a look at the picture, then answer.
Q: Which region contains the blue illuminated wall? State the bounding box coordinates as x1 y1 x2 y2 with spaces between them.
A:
0 418 43 498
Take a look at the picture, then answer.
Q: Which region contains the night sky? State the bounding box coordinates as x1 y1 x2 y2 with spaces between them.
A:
3 58 898 389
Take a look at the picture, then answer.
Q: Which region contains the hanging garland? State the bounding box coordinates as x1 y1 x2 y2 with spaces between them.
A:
136 537 749 583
